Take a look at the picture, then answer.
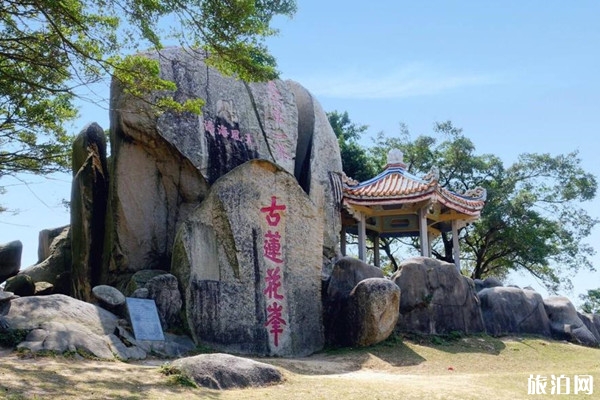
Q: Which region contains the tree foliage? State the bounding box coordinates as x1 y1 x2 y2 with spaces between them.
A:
0 0 296 181
327 110 376 182
334 113 598 291
579 289 600 314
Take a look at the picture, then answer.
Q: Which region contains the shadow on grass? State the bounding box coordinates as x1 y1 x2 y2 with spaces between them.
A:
264 332 512 377
0 353 222 400
398 332 507 355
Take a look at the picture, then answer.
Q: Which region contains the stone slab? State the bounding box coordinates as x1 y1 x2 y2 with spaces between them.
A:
126 297 165 341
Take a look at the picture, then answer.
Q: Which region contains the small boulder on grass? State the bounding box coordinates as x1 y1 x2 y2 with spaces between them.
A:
168 353 283 389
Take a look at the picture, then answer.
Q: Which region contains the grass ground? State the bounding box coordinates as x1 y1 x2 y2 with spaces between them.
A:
0 335 598 399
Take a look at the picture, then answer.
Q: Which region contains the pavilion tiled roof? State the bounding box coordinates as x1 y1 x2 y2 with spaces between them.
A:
343 163 486 216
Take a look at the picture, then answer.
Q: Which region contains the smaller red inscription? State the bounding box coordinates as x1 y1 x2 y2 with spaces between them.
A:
204 119 215 136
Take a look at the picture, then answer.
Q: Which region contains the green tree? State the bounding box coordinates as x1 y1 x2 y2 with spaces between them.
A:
327 110 377 182
0 0 296 183
351 118 597 291
580 289 600 314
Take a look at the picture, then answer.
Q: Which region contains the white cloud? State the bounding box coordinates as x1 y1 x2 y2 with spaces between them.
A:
294 64 499 100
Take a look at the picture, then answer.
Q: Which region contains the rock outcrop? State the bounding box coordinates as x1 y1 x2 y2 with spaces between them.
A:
172 159 324 356
0 240 22 284
391 257 484 335
22 226 71 294
71 123 109 301
104 48 342 286
0 294 194 359
479 287 551 337
544 296 598 347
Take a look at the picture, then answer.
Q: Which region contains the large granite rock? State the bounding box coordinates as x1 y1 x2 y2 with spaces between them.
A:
323 257 385 345
543 296 599 347
1 294 193 359
170 353 283 390
0 240 22 284
22 226 71 293
391 257 485 335
105 47 342 283
479 287 551 337
345 278 400 347
578 312 600 343
71 123 109 301
2 294 124 359
171 159 324 356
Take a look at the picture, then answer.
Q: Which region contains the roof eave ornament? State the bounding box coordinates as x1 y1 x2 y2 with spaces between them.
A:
464 186 487 201
423 166 439 183
341 171 359 187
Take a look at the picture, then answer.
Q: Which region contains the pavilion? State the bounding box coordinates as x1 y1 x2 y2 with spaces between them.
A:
341 149 486 271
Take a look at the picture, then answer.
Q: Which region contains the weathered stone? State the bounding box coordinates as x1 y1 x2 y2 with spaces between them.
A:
484 277 503 288
145 274 182 330
3 294 130 359
170 353 283 390
0 290 16 316
0 290 16 303
578 312 600 343
544 296 598 347
479 287 551 337
326 257 384 302
323 257 384 345
37 225 68 263
18 321 115 359
34 282 54 296
92 285 126 316
288 81 343 259
131 288 149 298
345 278 400 347
22 227 71 286
4 274 35 297
391 257 485 335
136 332 196 358
474 276 503 293
54 271 73 296
124 269 169 296
0 240 22 284
105 48 342 283
71 123 109 301
172 159 324 356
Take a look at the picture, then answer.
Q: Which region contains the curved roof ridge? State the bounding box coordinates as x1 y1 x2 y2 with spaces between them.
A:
345 165 432 190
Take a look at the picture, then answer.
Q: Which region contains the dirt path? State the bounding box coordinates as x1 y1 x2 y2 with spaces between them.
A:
1 337 598 400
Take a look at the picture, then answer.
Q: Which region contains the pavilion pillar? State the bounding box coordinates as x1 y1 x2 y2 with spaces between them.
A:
340 226 347 256
427 231 434 258
358 212 367 261
419 206 429 257
373 235 380 268
452 219 461 273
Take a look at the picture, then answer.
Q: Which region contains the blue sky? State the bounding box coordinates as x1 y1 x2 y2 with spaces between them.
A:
1 1 598 300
